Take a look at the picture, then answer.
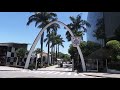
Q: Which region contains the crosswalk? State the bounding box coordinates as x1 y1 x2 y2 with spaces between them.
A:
21 70 86 77
18 64 89 78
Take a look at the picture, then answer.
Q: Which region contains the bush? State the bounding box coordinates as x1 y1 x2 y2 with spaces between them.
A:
117 55 120 60
108 61 120 71
28 64 35 70
106 40 120 61
106 40 120 51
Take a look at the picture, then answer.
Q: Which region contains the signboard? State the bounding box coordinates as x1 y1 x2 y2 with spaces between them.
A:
71 37 80 47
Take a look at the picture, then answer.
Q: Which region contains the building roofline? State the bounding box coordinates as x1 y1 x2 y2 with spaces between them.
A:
0 42 29 45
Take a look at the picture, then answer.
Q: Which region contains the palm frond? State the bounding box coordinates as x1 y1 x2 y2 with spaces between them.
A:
69 16 76 23
44 38 48 42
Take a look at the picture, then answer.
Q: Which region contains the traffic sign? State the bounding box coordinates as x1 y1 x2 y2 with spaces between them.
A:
71 37 80 47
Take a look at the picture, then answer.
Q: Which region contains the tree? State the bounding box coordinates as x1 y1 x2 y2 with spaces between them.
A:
45 18 60 65
27 12 57 66
16 48 27 66
68 41 101 59
44 33 65 63
68 41 101 70
55 35 65 58
68 44 78 59
65 14 91 41
57 52 70 62
106 40 120 61
16 48 27 59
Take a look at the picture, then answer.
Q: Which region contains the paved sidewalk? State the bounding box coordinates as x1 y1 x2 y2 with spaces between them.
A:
0 66 23 71
83 72 120 78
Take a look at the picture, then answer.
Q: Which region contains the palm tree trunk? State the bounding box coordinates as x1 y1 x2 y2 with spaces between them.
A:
53 46 55 64
51 47 52 64
41 32 44 67
56 44 57 60
47 30 50 66
51 47 53 65
58 44 59 58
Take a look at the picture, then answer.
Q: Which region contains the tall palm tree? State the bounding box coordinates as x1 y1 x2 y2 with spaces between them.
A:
26 12 57 66
55 35 65 58
65 14 91 41
51 35 64 60
65 14 91 70
46 19 60 65
43 20 60 65
44 33 64 63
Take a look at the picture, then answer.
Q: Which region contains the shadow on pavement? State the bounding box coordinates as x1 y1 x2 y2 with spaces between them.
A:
84 74 110 78
0 70 21 71
36 69 73 72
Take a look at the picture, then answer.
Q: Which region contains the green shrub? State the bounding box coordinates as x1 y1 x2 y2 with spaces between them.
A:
108 61 120 71
106 40 120 51
117 55 120 60
28 63 35 70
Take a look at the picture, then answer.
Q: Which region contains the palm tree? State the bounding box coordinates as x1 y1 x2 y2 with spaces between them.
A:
26 12 57 67
55 35 65 58
44 33 64 64
65 14 91 41
43 20 60 65
65 14 91 70
52 35 64 60
46 19 60 66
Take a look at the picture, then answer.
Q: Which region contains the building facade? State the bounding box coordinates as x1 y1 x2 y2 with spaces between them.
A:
87 12 103 45
37 52 52 64
87 12 120 45
0 42 53 68
104 12 120 38
0 43 28 67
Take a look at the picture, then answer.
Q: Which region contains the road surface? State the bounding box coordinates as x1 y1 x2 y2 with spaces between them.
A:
0 64 116 78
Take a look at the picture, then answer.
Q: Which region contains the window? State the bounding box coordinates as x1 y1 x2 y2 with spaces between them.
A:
7 47 12 52
15 48 18 51
11 53 14 57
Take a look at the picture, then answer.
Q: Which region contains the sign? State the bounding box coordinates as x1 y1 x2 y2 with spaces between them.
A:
71 37 80 47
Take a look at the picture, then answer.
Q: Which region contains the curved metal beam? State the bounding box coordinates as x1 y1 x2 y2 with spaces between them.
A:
24 21 86 71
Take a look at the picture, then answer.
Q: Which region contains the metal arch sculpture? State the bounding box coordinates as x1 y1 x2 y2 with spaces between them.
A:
24 21 86 71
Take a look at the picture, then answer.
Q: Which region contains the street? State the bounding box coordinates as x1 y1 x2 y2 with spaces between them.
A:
0 64 119 78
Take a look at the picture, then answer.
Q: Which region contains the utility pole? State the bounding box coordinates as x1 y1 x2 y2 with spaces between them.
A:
72 59 74 71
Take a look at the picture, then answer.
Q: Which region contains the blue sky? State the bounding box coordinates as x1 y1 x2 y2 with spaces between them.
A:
0 12 88 54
